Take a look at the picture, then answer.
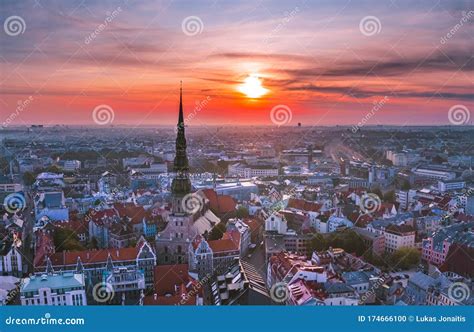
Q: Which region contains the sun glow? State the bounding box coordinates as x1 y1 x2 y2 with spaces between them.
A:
238 74 268 99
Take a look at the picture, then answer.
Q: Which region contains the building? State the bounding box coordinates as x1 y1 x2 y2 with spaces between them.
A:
34 191 68 222
386 151 408 166
155 84 216 264
108 222 137 249
265 212 288 234
412 166 456 181
466 196 474 215
422 221 474 267
97 171 117 194
210 260 271 305
367 221 415 254
438 179 466 192
404 271 451 305
87 208 119 248
353 227 385 256
20 272 87 306
188 231 241 279
0 236 23 277
144 264 203 305
194 180 258 202
267 252 327 288
61 160 81 172
36 240 156 289
33 172 65 191
102 266 145 305
226 218 251 256
0 176 23 194
228 163 279 178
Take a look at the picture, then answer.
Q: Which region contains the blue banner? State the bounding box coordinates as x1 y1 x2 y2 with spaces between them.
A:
1 306 472 332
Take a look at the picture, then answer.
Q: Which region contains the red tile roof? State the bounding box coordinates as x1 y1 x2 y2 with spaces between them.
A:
63 219 89 234
86 208 118 224
287 198 322 213
33 230 55 267
113 203 146 224
208 230 240 253
202 189 236 215
144 264 200 305
43 247 140 267
153 264 190 294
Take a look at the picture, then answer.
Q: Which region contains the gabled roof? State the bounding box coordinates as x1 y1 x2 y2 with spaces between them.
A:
287 198 322 213
208 230 240 253
113 203 146 224
201 189 236 215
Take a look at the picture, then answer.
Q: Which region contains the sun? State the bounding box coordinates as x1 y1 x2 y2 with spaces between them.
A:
238 74 268 99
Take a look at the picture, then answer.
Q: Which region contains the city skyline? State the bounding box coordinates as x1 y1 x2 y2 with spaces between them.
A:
1 0 473 126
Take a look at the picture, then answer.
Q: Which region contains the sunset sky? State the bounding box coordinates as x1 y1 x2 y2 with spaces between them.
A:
0 0 472 126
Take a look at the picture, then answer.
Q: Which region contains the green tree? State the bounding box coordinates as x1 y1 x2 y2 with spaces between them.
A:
401 180 411 191
383 190 396 203
326 229 367 256
46 165 63 174
309 233 327 252
53 228 84 252
235 206 249 219
363 251 387 267
23 171 36 186
390 247 420 270
208 222 227 240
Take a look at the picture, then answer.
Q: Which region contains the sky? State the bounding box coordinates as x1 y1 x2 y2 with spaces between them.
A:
0 0 473 127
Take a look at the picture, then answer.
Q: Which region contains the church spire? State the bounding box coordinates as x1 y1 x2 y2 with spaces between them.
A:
171 82 192 200
178 80 184 125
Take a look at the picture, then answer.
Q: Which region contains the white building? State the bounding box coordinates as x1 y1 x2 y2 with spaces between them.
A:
412 167 456 181
265 212 288 234
0 245 23 277
228 163 278 178
226 218 251 256
0 182 23 193
368 223 415 254
62 160 81 171
20 273 87 306
438 179 465 192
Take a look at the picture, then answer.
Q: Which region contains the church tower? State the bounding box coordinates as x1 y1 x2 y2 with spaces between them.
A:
155 83 197 265
171 81 192 214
